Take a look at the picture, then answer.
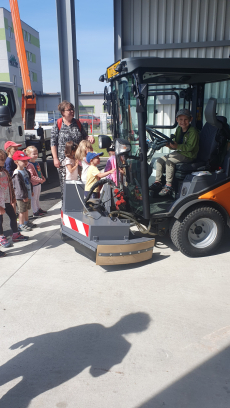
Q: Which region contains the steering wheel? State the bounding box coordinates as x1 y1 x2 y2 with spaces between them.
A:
84 178 115 204
146 127 176 162
146 127 173 143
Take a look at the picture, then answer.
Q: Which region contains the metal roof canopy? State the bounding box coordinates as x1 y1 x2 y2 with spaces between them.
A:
110 57 230 84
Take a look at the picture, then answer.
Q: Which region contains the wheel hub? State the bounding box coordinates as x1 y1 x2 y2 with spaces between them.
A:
194 225 203 235
188 218 217 248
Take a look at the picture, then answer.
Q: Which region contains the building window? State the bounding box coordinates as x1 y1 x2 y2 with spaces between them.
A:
13 75 17 86
26 51 36 63
26 51 32 62
29 72 38 82
23 30 31 43
23 29 28 42
19 69 22 77
33 72 37 82
6 41 11 52
8 27 13 38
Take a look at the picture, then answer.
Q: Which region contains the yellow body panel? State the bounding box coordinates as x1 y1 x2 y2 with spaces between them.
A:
107 61 121 79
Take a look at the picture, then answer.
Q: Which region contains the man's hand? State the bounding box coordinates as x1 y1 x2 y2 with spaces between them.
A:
166 141 177 149
171 141 178 149
0 206 5 215
23 198 28 202
87 135 95 144
53 157 60 168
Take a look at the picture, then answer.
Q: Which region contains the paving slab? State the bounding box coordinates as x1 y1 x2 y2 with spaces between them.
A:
0 203 230 408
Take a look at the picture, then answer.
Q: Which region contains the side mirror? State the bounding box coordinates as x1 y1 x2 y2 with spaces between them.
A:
98 135 112 149
0 105 11 126
115 138 131 156
107 101 111 115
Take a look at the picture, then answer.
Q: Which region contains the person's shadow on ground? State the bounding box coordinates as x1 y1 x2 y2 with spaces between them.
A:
0 312 150 407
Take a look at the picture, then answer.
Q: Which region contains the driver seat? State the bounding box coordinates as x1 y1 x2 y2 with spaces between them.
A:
175 98 230 180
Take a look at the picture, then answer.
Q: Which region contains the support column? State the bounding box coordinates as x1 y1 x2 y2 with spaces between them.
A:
114 0 123 61
56 0 79 116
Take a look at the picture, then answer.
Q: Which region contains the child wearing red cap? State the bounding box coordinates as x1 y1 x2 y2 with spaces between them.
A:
0 149 29 256
4 141 22 177
12 151 35 232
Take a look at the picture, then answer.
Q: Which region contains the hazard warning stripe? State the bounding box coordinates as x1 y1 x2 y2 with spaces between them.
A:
69 217 79 232
61 212 89 237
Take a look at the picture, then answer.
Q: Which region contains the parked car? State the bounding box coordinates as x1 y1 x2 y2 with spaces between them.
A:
79 114 100 127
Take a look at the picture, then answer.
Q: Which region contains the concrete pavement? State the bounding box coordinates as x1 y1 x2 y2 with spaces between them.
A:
1 202 230 407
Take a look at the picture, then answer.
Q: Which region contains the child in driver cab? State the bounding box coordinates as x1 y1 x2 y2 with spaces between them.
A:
84 152 116 199
150 109 199 197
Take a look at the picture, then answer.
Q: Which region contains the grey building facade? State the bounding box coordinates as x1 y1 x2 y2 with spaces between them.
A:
0 7 43 101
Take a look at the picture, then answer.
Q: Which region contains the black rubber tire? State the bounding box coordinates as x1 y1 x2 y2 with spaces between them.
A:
169 218 181 250
170 206 225 257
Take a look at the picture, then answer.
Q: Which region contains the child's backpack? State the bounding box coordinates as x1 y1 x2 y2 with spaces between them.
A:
57 118 82 132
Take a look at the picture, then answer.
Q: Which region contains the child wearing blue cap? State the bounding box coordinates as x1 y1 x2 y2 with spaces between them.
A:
85 152 116 198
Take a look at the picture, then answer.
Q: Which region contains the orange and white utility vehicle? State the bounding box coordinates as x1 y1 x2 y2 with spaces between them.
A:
61 57 230 265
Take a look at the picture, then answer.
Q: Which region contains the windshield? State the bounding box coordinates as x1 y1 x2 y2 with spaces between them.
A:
111 75 189 215
112 76 189 148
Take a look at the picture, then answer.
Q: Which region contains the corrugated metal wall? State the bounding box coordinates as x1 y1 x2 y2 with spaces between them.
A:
113 0 230 154
114 0 230 61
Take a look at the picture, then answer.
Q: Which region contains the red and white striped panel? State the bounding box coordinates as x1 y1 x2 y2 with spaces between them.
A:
61 211 89 237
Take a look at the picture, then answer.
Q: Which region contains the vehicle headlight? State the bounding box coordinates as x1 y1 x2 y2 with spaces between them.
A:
98 135 112 149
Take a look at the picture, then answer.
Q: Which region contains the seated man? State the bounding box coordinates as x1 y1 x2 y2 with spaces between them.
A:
151 109 199 197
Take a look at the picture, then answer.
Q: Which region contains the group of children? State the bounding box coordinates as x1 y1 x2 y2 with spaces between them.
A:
0 141 47 258
61 139 116 198
0 138 117 258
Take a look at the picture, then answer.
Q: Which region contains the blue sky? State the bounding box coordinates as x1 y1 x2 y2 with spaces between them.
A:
2 0 114 93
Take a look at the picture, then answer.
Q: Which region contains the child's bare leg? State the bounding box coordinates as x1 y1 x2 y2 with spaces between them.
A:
24 210 29 222
18 212 25 225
